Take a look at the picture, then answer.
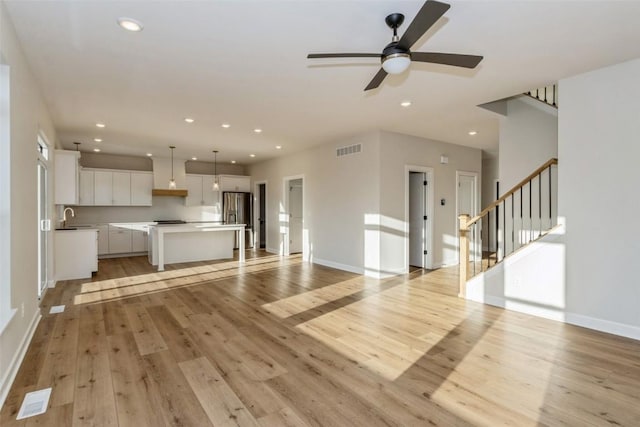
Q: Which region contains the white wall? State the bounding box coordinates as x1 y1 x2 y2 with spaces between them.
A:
247 132 381 273
378 131 482 271
0 2 57 405
248 130 482 277
469 58 640 340
499 96 557 190
558 58 640 338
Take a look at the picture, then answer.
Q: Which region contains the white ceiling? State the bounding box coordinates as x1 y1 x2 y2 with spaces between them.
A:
5 1 640 164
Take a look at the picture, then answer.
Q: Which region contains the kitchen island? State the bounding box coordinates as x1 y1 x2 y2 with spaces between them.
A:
148 223 245 271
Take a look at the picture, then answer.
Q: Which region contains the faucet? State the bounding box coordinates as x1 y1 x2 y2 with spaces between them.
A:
62 207 75 229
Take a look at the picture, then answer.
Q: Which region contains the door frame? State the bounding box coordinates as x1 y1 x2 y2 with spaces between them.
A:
37 131 52 298
404 165 434 272
253 180 268 252
455 170 480 264
282 174 305 258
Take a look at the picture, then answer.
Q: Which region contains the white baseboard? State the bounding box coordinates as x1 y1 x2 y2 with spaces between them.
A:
467 273 640 341
565 313 640 341
47 279 56 289
0 309 42 409
313 258 363 275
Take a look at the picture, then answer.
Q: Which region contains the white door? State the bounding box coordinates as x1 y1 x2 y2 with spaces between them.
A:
457 173 479 262
37 160 49 297
289 179 303 254
409 172 428 268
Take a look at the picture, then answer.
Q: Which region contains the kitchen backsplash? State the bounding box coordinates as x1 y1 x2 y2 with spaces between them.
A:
68 196 223 225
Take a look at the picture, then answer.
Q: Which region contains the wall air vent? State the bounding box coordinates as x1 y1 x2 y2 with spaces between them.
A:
336 143 362 158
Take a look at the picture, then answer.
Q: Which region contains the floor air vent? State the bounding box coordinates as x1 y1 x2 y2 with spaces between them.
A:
16 388 51 420
336 143 362 157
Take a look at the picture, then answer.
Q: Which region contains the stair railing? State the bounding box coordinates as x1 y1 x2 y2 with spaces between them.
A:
458 158 558 297
526 85 558 108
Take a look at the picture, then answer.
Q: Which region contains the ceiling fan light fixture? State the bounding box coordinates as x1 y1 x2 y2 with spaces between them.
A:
382 53 411 74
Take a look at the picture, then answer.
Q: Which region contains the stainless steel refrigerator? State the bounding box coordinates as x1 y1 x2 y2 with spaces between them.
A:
222 192 254 249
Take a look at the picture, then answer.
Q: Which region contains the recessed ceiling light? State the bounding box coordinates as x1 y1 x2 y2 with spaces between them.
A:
231 160 236 164
400 101 412 107
275 145 282 149
93 148 101 152
117 17 144 32
184 118 195 123
146 153 152 157
191 157 197 161
221 123 230 128
249 154 256 158
96 123 105 128
253 128 262 133
94 138 102 142
468 130 478 136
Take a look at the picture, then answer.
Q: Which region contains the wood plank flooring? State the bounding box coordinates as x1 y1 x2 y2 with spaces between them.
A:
2 251 640 426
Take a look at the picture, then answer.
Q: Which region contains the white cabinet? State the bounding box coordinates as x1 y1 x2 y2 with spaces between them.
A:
94 170 113 205
219 175 251 192
132 230 148 252
112 172 131 205
97 225 109 255
108 226 132 254
131 172 153 206
55 229 98 280
54 150 80 205
78 169 94 206
82 169 152 206
186 174 219 206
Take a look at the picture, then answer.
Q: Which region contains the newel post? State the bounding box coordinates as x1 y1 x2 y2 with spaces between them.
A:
458 214 470 298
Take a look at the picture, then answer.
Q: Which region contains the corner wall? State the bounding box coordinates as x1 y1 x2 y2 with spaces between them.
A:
247 132 381 272
558 58 640 338
0 2 57 405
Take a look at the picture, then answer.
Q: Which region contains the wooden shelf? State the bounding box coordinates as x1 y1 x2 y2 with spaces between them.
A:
152 189 188 197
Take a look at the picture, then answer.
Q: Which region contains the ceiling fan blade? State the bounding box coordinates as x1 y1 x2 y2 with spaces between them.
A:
397 1 450 51
411 52 483 68
364 68 388 91
307 53 380 59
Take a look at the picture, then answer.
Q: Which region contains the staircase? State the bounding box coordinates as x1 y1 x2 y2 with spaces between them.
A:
458 158 558 297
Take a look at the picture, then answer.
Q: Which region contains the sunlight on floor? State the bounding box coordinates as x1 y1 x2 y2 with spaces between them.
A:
261 276 371 319
74 255 301 305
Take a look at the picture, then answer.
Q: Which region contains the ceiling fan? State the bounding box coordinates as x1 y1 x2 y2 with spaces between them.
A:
307 0 483 91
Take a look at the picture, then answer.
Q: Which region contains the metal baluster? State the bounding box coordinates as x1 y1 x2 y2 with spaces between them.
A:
539 171 542 237
503 199 506 262
511 195 514 255
549 165 552 226
529 179 533 244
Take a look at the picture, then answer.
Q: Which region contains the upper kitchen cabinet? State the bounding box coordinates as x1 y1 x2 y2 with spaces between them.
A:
78 169 94 206
54 150 80 205
185 174 219 206
131 172 153 206
80 168 153 206
219 175 251 193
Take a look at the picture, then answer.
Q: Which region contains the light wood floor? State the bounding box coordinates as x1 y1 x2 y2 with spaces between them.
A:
2 251 640 426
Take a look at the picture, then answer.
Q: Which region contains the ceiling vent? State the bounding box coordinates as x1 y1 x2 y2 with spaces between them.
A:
336 143 362 158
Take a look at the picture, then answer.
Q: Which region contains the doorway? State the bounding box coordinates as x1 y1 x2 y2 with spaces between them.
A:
456 171 479 263
288 178 303 254
255 182 267 249
409 172 428 268
37 135 50 298
405 166 434 271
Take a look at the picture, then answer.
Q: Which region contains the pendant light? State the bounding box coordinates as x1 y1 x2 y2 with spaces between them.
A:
168 145 176 189
212 150 220 191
